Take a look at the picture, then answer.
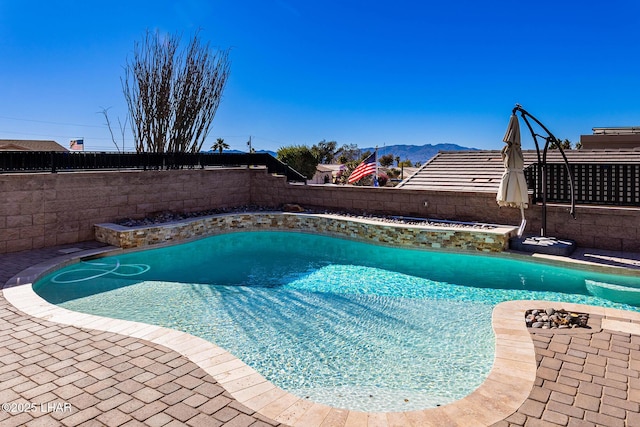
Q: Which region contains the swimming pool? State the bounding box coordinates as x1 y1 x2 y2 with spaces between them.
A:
33 231 640 412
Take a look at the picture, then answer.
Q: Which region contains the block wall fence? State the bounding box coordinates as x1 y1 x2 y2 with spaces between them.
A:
1 168 638 254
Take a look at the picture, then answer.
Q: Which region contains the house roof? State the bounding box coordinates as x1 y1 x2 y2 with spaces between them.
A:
592 127 640 135
316 164 344 173
397 149 640 192
0 139 68 152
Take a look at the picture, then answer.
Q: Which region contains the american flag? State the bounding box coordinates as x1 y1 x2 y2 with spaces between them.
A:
348 151 377 184
70 139 84 151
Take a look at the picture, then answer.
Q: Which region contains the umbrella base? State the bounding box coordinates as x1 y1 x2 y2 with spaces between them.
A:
509 235 577 257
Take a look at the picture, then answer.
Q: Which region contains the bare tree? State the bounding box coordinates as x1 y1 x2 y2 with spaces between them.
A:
122 30 230 153
99 107 128 152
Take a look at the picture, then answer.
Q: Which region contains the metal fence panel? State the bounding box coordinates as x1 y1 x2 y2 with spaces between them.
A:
0 151 307 182
525 163 640 206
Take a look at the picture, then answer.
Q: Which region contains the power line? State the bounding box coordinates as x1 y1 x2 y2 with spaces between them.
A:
0 115 109 129
0 116 289 147
0 129 120 141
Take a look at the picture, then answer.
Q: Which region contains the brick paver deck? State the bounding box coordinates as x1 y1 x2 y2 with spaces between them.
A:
0 243 282 427
1 242 640 426
493 325 640 427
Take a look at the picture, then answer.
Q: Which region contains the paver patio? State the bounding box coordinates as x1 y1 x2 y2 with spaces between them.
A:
1 241 640 426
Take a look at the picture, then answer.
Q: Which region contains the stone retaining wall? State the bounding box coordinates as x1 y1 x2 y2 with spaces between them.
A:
249 170 640 252
94 212 518 252
2 168 639 254
0 169 251 254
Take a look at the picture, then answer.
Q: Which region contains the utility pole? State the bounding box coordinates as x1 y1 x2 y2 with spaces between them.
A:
247 136 252 153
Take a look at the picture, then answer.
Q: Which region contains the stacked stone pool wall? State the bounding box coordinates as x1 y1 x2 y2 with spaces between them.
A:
94 212 518 252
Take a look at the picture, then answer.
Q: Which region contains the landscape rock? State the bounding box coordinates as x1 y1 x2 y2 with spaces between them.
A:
525 308 590 329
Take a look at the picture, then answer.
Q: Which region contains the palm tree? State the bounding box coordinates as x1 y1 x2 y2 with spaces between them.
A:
212 138 229 154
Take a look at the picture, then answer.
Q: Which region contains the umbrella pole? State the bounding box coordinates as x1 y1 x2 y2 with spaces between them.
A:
518 204 526 237
514 105 576 236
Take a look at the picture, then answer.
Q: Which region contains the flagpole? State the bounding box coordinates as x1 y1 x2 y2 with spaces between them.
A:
374 145 378 187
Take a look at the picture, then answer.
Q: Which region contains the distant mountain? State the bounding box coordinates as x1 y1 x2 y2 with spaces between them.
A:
362 143 478 165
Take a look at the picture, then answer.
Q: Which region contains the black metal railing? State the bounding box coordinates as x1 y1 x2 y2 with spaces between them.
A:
525 163 640 206
0 151 307 182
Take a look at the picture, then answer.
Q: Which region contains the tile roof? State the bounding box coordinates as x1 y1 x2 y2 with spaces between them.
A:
0 139 68 151
398 149 640 192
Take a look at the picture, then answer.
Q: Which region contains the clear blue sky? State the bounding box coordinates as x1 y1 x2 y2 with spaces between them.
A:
1 1 639 153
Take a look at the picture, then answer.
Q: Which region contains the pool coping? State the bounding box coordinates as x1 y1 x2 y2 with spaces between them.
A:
5 247 640 426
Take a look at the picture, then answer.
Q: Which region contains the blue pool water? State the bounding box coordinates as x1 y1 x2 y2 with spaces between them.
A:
33 231 640 411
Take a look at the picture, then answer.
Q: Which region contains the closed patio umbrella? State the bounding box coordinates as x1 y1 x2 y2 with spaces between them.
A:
497 113 529 236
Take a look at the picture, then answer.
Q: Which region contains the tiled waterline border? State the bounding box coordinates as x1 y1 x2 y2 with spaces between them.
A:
94 212 519 253
4 247 537 426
